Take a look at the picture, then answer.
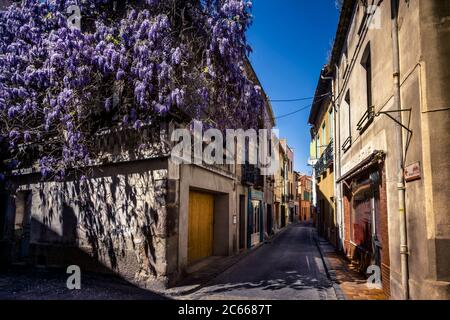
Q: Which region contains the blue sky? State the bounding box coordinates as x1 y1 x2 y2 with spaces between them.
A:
247 1 339 174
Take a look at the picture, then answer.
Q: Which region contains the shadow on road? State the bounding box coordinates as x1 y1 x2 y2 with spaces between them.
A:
191 224 335 299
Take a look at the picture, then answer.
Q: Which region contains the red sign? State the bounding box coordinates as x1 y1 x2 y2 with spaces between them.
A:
405 161 421 182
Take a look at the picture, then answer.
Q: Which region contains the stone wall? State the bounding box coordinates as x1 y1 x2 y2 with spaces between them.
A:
8 158 171 289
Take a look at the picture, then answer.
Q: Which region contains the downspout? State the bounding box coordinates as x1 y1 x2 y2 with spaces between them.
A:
333 64 343 250
391 0 409 300
331 84 339 247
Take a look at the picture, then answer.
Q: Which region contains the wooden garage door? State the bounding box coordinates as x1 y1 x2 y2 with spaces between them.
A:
188 191 214 264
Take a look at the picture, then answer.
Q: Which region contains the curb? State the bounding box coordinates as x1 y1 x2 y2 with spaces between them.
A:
313 231 346 300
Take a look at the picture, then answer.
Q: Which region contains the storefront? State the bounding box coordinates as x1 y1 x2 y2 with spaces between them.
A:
340 151 390 297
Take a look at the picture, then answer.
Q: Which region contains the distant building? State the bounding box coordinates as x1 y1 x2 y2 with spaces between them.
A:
295 173 312 224
273 137 285 231
273 138 295 230
284 141 295 224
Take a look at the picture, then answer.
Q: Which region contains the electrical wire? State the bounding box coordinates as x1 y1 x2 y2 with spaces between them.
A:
275 104 312 119
269 93 331 103
269 93 331 102
274 94 331 120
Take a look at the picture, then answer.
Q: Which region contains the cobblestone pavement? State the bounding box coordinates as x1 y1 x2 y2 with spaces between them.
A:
0 267 169 300
317 239 386 300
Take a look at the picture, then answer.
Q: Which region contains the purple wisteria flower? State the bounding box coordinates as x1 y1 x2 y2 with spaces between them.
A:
0 0 263 178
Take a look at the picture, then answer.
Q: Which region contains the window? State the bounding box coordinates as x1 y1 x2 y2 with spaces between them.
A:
357 43 375 133
358 1 369 35
304 191 310 202
329 108 334 142
342 44 349 78
361 43 372 110
342 90 352 152
322 123 326 147
316 134 320 151
347 6 357 45
345 91 351 136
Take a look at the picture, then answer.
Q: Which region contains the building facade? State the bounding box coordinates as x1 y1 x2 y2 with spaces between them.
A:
295 173 312 224
327 0 450 299
273 137 295 230
280 139 295 224
0 61 277 290
309 86 336 246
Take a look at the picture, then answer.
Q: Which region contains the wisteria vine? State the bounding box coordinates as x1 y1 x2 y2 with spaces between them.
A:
0 0 264 180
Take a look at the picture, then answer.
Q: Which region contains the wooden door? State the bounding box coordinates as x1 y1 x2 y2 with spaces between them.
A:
188 191 214 264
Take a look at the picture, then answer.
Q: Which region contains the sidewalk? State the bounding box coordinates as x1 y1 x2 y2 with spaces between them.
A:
316 236 387 300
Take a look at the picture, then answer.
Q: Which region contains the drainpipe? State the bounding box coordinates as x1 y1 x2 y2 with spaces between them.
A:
391 0 409 300
333 64 343 250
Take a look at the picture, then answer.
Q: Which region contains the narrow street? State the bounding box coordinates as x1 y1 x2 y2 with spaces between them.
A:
0 224 383 300
189 224 337 300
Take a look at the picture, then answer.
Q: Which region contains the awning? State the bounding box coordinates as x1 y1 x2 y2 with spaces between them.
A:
336 150 385 183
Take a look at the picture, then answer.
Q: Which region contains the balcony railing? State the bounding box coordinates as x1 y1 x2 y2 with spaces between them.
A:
357 105 375 133
315 140 334 178
342 136 352 152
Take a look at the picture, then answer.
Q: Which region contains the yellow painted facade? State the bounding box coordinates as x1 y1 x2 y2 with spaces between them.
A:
310 99 336 245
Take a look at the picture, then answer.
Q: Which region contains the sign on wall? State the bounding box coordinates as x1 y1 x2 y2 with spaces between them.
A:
405 161 421 182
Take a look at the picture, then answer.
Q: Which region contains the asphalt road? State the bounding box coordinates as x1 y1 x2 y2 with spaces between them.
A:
0 224 336 300
0 267 168 300
190 224 337 300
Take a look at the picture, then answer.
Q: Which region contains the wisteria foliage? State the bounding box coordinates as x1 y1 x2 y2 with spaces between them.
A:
0 0 264 180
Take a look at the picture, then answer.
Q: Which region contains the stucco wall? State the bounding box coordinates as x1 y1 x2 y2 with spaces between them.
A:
334 0 449 299
9 158 171 289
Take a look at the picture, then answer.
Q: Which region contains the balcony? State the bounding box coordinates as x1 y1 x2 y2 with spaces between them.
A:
357 105 375 133
314 140 334 178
